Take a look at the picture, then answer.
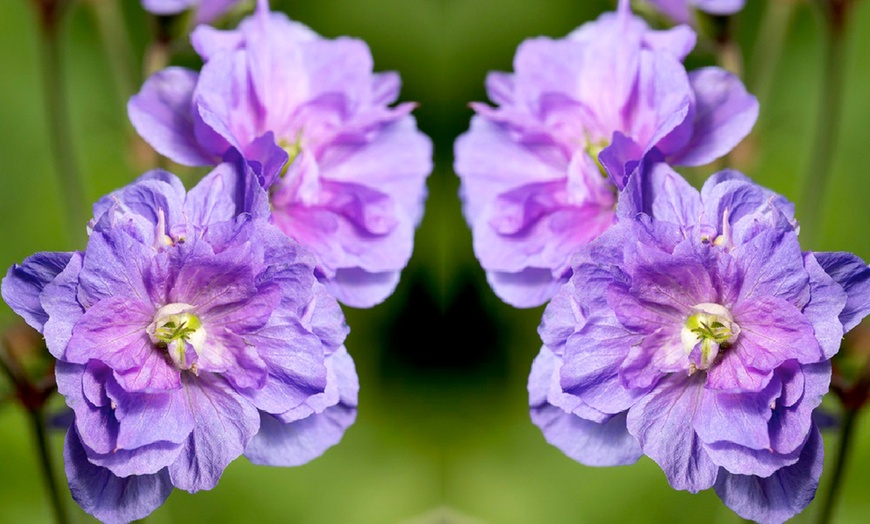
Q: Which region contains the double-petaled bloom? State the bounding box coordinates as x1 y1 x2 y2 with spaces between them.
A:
130 0 433 307
454 0 757 307
2 164 358 523
529 164 870 523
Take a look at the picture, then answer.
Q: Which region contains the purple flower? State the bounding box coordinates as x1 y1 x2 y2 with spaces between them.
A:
454 0 757 307
2 164 358 523
141 0 243 24
645 0 746 24
129 0 433 308
529 165 870 523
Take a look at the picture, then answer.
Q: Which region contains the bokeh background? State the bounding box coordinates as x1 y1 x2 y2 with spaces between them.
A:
2 0 870 522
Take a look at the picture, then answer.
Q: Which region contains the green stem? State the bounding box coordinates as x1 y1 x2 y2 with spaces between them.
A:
748 0 797 110
33 0 88 246
1 340 67 524
799 0 851 249
88 0 138 109
816 407 859 524
28 407 70 524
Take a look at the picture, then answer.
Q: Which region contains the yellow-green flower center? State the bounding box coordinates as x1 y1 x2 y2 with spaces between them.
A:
681 303 740 372
147 303 205 372
585 137 609 179
278 132 304 179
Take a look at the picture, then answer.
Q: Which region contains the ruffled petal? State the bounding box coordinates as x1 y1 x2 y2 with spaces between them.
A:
128 67 214 166
531 406 641 466
168 374 260 492
626 374 719 492
2 251 74 333
64 429 173 524
714 425 823 524
245 347 358 466
670 68 758 167
814 251 870 332
40 252 85 359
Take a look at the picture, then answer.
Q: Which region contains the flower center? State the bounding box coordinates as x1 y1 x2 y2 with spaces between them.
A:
585 137 609 179
275 131 321 206
278 132 304 175
147 303 206 372
681 303 740 373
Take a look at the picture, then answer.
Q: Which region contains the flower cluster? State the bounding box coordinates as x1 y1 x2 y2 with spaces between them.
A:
451 1 870 521
2 2 435 520
454 0 757 307
528 163 870 522
2 164 359 523
130 0 432 307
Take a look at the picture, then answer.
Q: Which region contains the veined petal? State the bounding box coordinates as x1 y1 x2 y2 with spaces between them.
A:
244 404 356 467
1 251 73 333
105 381 195 449
168 373 260 492
694 376 781 450
272 346 357 423
801 253 847 359
244 347 357 467
814 251 870 332
64 429 173 524
240 317 327 414
77 226 154 308
670 68 758 167
714 425 823 524
40 252 85 359
128 67 214 166
65 297 154 369
733 296 823 370
626 374 719 492
531 406 641 466
561 319 649 415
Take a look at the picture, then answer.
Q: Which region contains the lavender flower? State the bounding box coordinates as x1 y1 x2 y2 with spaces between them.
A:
529 164 870 523
141 0 243 24
454 0 757 307
129 0 433 308
1 164 358 523
645 0 746 25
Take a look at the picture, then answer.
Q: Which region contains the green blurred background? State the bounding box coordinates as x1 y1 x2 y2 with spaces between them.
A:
2 0 870 522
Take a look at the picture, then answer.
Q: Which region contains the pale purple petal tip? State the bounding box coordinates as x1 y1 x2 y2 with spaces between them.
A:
128 67 214 166
65 429 173 524
714 425 823 524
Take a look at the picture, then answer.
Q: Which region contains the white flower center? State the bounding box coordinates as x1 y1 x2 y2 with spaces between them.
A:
277 131 321 205
147 303 206 372
681 303 740 372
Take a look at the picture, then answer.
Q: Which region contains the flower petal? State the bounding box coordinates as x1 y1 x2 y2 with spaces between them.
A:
670 68 758 167
801 253 847 359
245 346 357 466
1 251 73 333
244 404 356 467
128 67 214 166
626 374 719 492
733 295 823 370
40 252 85 359
531 406 641 466
713 425 823 524
168 373 260 492
65 297 154 369
64 429 173 524
815 251 870 332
